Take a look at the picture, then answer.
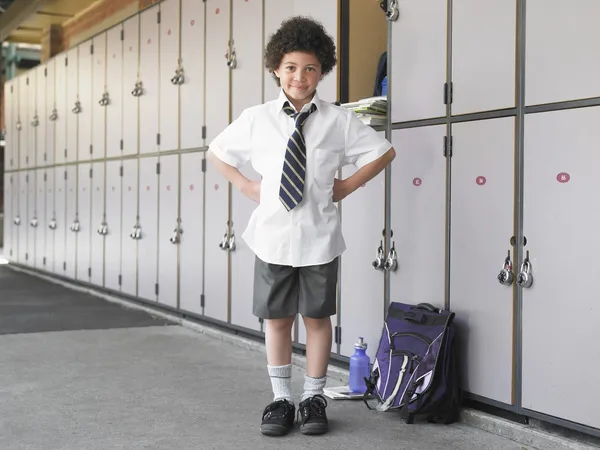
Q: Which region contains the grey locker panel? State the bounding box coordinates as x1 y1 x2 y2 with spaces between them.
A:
92 33 107 160
19 76 30 169
157 155 179 309
78 42 93 162
205 0 230 144
46 58 56 167
389 126 446 306
230 162 261 332
231 0 263 120
451 0 516 115
106 25 123 159
55 55 67 165
66 47 78 163
36 65 47 167
159 0 180 152
64 166 77 278
35 170 46 269
263 0 292 102
26 171 36 267
391 0 447 123
139 6 160 154
90 162 106 287
76 163 92 282
203 156 229 323
54 167 66 275
180 0 205 150
122 17 139 157
450 118 514 405
4 175 14 261
105 160 124 293
138 157 159 301
179 153 204 315
340 162 386 359
45 169 55 272
522 107 600 429
18 171 28 264
526 0 600 106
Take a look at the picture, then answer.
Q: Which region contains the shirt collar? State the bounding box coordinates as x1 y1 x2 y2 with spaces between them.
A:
277 89 322 114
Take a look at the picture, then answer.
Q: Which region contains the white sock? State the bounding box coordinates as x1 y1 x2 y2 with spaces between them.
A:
268 364 293 403
301 374 327 401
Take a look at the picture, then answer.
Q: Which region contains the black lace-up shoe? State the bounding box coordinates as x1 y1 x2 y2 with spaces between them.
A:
260 399 295 436
297 394 329 435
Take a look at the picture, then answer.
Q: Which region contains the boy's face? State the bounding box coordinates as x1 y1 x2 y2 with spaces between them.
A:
274 51 323 108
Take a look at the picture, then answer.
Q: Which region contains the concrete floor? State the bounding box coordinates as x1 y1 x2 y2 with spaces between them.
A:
0 265 538 450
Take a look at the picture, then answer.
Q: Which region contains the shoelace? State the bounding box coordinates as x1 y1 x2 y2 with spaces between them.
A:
262 399 293 420
297 395 328 424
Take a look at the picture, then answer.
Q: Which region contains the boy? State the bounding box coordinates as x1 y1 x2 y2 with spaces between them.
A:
208 16 395 436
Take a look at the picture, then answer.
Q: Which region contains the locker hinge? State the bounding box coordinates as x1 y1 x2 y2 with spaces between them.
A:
10 85 13 93
443 135 453 157
64 170 67 180
25 253 28 261
200 294 205 308
157 133 161 146
444 82 453 105
156 162 161 175
88 267 92 277
118 274 122 286
44 173 47 182
120 165 123 177
90 44 94 55
121 29 124 40
26 156 29 165
43 257 46 266
26 174 29 182
44 153 47 162
334 326 342 345
63 262 66 271
64 148 67 158
157 10 161 23
65 57 68 66
26 77 29 85
44 67 47 77
120 139 124 151
201 159 206 172
90 144 93 155
90 168 93 178
202 126 206 140
155 283 159 295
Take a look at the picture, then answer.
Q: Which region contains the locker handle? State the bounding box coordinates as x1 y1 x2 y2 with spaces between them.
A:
218 231 229 250
171 69 180 85
383 242 398 272
384 0 400 21
31 115 39 127
16 121 22 131
227 231 236 251
71 219 81 232
14 216 21 226
99 92 110 106
177 67 185 85
72 101 82 114
30 217 39 228
49 219 57 230
225 46 237 69
169 227 183 244
372 241 385 270
131 81 143 97
49 109 58 121
98 222 108 235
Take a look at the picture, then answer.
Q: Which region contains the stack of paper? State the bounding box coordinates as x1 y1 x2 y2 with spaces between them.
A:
323 385 376 400
341 96 388 126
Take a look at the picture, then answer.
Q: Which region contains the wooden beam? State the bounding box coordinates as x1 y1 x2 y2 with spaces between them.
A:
0 0 49 41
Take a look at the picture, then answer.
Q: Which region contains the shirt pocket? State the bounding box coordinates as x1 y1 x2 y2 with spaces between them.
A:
311 147 343 189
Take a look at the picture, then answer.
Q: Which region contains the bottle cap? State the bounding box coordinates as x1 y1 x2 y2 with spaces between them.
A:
354 336 367 350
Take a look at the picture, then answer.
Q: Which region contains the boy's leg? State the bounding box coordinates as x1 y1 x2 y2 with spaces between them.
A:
265 316 296 402
302 316 332 398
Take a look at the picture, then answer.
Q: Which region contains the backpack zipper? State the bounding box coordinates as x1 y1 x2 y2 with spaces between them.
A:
390 332 432 346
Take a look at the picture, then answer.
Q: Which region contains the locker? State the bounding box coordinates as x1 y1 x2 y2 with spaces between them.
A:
389 126 446 309
64 166 78 278
139 6 160 154
339 160 386 359
4 175 14 260
35 170 46 269
27 72 36 169
55 54 67 165
92 33 107 160
90 162 106 287
157 155 179 308
53 167 66 275
231 0 263 120
18 171 28 264
105 25 123 159
45 169 56 272
4 81 15 170
105 160 124 292
450 118 514 405
26 171 36 267
180 0 205 150
46 58 56 167
138 157 159 301
263 0 292 102
36 65 47 167
230 162 261 332
390 0 447 123
159 0 180 152
526 0 600 106
451 0 516 115
205 0 230 144
78 41 93 161
66 47 79 163
11 174 21 261
522 107 600 429
179 153 204 315
120 160 138 295
19 76 30 169
122 17 139 157
76 163 92 282
203 155 228 323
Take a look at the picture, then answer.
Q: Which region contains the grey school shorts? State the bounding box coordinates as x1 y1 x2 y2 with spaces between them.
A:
253 256 339 319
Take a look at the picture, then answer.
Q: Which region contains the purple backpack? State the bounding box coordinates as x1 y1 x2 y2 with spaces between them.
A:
364 302 461 424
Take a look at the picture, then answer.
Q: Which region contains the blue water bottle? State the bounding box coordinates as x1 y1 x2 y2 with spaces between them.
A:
349 337 371 393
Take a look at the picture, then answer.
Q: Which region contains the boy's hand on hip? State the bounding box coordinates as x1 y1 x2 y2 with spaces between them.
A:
242 179 261 203
333 178 351 203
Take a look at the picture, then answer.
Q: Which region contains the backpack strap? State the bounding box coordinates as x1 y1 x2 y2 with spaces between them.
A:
363 368 379 410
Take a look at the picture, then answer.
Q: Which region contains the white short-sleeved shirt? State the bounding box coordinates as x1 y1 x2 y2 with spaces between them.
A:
208 89 393 267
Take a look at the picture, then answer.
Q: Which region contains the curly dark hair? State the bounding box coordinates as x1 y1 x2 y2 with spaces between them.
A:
264 16 337 87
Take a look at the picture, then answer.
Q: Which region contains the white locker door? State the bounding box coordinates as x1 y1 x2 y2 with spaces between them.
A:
18 171 28 264
139 6 160 154
36 66 47 167
46 58 56 167
451 0 516 115
78 42 93 161
526 0 600 106
92 33 107 160
106 25 123 159
522 107 600 429
180 0 205 150
35 170 46 269
231 0 263 120
138 157 159 301
90 162 106 287
122 18 139 157
450 118 514 405
179 153 204 315
53 167 66 275
230 162 261 332
389 126 446 305
339 156 386 358
3 175 13 260
64 166 77 278
391 0 447 123
45 169 55 272
55 55 67 165
205 0 230 144
204 156 229 322
19 76 29 169
76 164 92 282
158 155 179 308
105 161 124 292
121 160 138 295
26 171 36 267
66 48 79 163
159 0 180 152
263 0 292 102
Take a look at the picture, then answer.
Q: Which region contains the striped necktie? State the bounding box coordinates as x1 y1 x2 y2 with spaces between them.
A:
279 101 317 211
